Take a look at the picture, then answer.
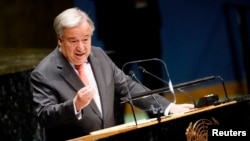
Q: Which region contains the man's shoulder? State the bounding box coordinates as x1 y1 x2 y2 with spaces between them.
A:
33 47 59 71
91 46 107 56
91 46 104 51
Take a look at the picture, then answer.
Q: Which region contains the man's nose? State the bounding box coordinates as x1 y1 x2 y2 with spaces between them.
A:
77 41 85 50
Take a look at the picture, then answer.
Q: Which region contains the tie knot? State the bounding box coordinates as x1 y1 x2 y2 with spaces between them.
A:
75 64 84 70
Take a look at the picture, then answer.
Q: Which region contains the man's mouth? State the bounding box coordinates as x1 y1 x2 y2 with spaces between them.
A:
75 53 85 59
76 52 84 56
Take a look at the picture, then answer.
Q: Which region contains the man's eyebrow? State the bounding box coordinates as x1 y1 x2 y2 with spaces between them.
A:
67 37 77 40
84 35 91 38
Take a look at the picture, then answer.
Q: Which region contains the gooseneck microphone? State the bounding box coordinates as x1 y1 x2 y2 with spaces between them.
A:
138 66 168 84
138 66 176 104
129 71 162 107
129 71 149 91
121 59 162 125
129 71 163 122
138 66 197 106
121 58 176 104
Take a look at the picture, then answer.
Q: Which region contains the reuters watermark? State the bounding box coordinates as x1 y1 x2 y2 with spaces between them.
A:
208 126 250 140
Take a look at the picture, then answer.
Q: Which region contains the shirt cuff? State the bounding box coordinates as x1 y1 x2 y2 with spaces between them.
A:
73 100 82 120
164 103 174 116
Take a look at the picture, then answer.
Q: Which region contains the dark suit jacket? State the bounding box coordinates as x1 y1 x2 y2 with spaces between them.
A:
31 46 170 141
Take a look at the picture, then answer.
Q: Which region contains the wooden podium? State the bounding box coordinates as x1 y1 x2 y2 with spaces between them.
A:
68 100 250 141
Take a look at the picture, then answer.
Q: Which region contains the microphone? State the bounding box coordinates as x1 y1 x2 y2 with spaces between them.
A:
129 71 147 89
121 58 177 119
121 71 138 125
138 66 198 106
121 75 229 108
138 66 168 84
121 59 164 125
138 66 176 103
129 70 164 122
121 58 176 103
172 75 230 106
138 67 230 107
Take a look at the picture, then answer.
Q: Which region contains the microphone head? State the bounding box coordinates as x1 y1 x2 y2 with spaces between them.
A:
129 71 135 77
138 66 146 73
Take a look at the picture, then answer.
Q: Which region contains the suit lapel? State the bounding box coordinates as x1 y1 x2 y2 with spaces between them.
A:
60 66 83 91
55 48 83 92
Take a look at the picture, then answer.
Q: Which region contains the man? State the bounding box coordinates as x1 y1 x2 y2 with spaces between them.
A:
31 7 194 141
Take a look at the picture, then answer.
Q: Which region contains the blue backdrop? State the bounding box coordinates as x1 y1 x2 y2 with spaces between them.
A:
74 0 250 85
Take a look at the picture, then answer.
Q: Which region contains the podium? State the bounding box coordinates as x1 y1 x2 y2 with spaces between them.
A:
68 99 250 141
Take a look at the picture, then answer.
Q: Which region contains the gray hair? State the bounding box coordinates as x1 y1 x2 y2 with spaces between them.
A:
53 7 95 39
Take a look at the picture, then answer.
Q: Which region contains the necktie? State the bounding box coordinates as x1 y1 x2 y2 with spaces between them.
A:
75 64 89 86
75 64 102 115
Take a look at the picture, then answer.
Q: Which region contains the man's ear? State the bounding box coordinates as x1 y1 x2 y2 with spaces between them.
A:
57 36 62 46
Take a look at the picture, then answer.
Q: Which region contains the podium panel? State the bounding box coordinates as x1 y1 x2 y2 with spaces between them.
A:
69 99 250 141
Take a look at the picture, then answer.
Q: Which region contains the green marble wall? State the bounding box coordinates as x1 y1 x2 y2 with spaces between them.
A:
0 70 42 141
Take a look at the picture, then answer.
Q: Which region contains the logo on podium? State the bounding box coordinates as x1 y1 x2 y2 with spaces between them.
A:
186 117 219 141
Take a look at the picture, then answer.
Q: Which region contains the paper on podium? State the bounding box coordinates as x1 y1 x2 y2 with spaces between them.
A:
90 118 157 135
